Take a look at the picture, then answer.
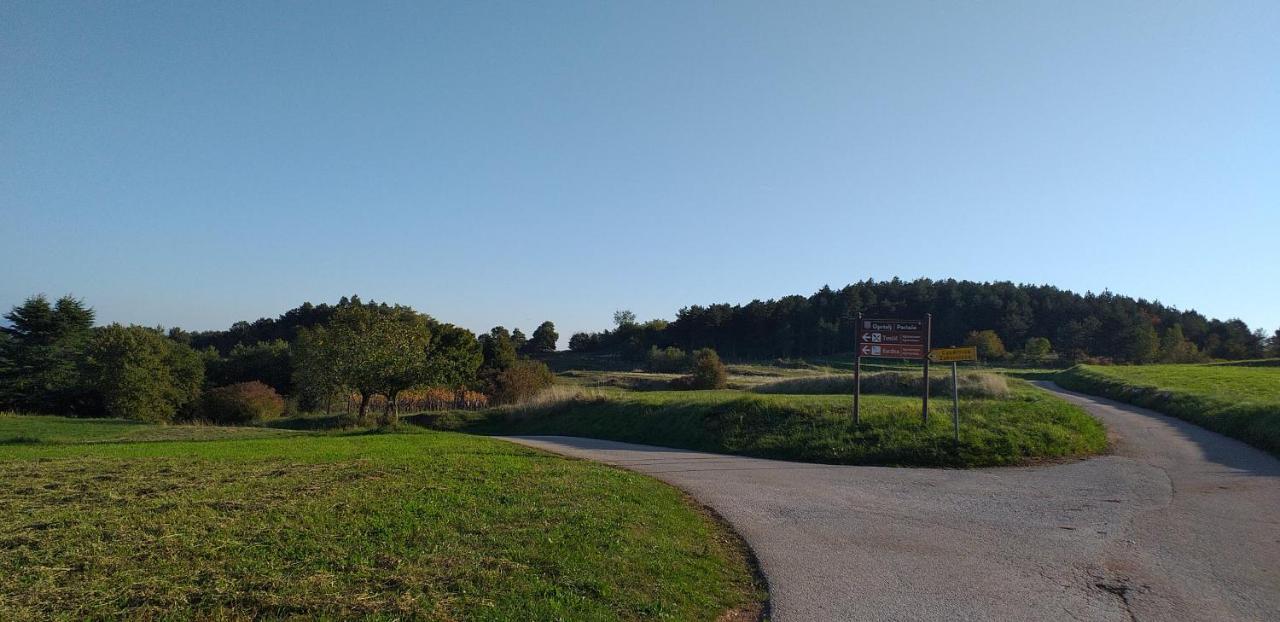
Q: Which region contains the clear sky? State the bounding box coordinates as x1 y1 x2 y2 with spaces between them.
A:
3 2 1277 346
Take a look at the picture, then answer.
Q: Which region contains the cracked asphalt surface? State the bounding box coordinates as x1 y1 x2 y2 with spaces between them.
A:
501 382 1280 621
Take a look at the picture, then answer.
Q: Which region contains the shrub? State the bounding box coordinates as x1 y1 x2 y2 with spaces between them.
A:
1023 337 1052 357
200 381 285 424
489 360 555 405
646 346 689 373
673 348 728 390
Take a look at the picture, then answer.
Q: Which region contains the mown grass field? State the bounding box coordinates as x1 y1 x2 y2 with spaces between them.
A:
1056 363 1280 456
0 414 762 621
423 380 1107 468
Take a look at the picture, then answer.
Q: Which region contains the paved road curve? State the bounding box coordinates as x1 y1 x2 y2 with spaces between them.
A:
502 382 1280 621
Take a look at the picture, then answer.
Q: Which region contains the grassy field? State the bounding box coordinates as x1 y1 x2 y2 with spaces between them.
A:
0 413 303 445
0 414 762 621
421 380 1106 467
1056 364 1280 456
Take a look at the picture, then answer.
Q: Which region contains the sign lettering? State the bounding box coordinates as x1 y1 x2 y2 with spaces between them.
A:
929 346 978 363
857 318 928 360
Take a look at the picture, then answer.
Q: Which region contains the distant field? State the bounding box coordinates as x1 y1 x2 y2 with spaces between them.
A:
1056 364 1280 455
0 416 761 620
422 380 1106 467
0 413 301 445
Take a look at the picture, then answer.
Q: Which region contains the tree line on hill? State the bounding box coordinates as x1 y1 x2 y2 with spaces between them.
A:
569 279 1278 364
0 294 559 425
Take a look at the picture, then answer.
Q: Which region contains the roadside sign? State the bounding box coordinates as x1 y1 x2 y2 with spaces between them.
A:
853 314 932 426
857 319 927 360
930 346 977 363
859 343 926 358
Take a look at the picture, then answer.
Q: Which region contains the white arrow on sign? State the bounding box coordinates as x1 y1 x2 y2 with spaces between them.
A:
861 345 872 355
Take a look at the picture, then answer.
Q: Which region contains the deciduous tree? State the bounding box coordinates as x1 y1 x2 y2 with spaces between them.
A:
964 330 1007 360
84 324 203 422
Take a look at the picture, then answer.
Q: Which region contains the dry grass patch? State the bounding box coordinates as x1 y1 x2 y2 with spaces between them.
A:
752 371 1009 398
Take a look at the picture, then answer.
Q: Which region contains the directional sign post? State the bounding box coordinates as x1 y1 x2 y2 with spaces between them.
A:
928 347 978 441
853 314 932 424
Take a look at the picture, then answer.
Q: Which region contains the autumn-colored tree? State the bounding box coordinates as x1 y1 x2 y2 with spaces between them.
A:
963 330 1007 360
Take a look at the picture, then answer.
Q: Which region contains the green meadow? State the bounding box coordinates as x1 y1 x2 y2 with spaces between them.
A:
1056 363 1280 455
0 416 762 621
424 377 1107 468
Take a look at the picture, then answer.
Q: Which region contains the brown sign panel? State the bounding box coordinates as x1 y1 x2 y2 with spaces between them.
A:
862 319 924 333
857 318 929 359
858 343 926 359
859 331 924 345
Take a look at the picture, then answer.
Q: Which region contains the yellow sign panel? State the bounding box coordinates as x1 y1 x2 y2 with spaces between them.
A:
930 346 978 362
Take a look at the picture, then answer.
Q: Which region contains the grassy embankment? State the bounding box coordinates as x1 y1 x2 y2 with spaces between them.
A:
1056 363 1280 456
0 413 762 621
423 375 1106 468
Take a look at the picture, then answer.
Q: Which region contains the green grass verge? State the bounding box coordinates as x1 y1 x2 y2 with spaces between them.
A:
1056 364 1280 456
0 417 762 620
0 412 302 445
420 382 1106 468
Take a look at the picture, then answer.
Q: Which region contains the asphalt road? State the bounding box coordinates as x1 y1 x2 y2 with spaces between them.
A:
501 382 1280 621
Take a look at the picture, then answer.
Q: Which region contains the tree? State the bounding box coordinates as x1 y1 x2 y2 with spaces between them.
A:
479 326 517 372
292 325 345 415
510 328 528 353
1023 337 1052 357
294 305 480 425
964 330 1007 360
614 310 637 328
1270 328 1280 358
1121 321 1159 363
325 305 432 425
1158 324 1203 363
568 332 599 352
529 321 559 353
83 324 203 423
422 323 483 389
0 295 95 413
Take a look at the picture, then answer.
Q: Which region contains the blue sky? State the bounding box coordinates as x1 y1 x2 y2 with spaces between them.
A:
3 2 1277 345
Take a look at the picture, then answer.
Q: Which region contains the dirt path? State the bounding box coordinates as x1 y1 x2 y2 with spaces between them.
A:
501 382 1280 621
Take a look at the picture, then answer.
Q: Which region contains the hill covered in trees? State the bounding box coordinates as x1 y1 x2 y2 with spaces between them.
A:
568 279 1274 364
